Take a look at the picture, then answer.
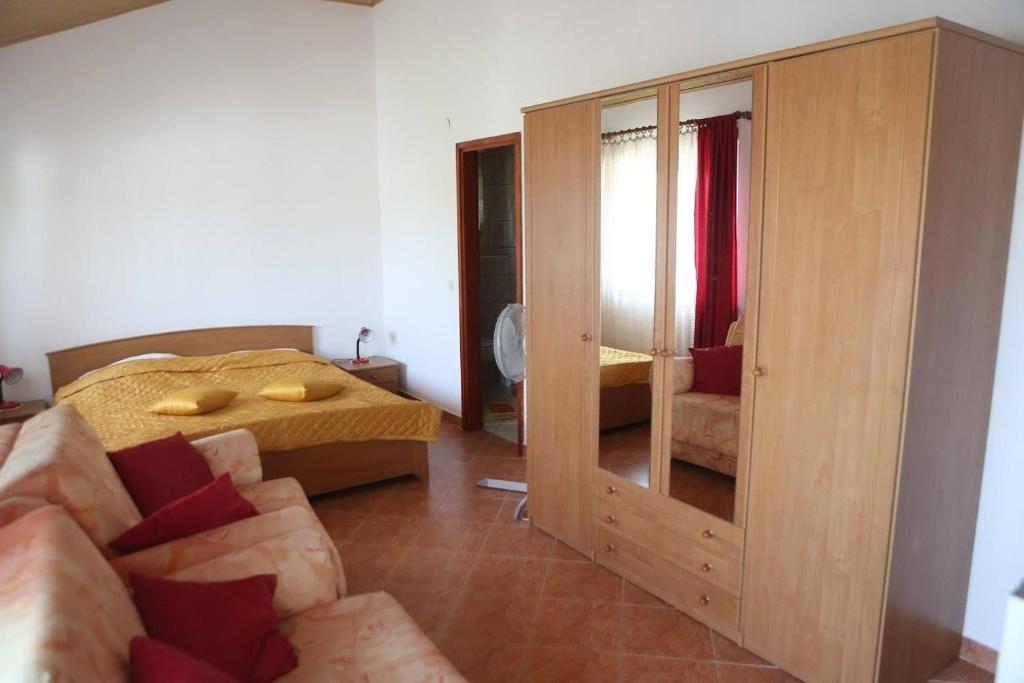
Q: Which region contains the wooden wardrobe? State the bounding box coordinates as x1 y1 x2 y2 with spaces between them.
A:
523 18 1024 683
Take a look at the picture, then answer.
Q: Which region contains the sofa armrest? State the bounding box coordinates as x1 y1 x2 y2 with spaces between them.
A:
673 356 695 394
190 429 262 486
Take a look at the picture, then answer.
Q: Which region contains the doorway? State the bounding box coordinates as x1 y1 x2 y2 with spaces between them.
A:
456 133 523 453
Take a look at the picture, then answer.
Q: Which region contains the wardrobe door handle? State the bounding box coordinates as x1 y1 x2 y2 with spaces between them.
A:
581 333 593 342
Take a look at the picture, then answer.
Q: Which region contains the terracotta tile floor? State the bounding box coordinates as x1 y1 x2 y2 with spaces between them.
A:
310 422 992 683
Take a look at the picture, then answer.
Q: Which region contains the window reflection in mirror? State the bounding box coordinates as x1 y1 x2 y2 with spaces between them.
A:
665 80 752 521
597 93 658 489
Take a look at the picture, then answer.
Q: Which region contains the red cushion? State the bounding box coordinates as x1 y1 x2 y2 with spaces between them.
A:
689 345 744 396
110 474 258 553
251 633 299 683
130 573 296 683
109 432 214 516
130 636 236 683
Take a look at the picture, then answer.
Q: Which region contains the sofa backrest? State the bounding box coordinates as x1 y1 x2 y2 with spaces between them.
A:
0 505 142 682
0 405 141 555
725 315 745 346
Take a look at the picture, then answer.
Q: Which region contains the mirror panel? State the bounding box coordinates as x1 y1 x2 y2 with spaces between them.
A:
596 92 659 489
663 79 753 520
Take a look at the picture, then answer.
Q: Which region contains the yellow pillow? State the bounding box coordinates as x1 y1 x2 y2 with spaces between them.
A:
259 376 343 402
149 387 238 415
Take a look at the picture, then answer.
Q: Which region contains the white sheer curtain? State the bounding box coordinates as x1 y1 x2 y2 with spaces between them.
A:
600 131 657 354
675 127 698 354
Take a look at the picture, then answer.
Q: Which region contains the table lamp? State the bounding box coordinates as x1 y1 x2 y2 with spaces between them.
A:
352 327 375 365
0 365 24 411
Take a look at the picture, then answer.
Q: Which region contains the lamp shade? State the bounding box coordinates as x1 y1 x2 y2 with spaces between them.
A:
0 365 22 385
358 327 375 343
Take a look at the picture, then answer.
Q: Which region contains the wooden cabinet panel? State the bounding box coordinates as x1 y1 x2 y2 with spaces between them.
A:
595 498 741 594
597 527 740 639
524 100 600 554
593 468 744 561
740 33 934 683
878 33 1024 683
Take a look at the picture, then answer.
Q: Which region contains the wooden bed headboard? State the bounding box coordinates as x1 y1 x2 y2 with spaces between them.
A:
46 325 315 394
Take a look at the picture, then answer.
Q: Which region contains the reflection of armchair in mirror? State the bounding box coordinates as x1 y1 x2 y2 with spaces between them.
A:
667 316 744 520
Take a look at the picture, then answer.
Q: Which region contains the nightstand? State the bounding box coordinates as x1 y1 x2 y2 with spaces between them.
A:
332 356 401 394
0 399 47 426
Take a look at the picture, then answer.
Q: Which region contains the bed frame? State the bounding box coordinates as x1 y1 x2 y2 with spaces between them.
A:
46 325 429 495
599 383 652 431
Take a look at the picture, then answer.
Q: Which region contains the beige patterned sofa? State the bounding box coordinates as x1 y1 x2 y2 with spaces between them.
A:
670 317 744 476
0 406 465 682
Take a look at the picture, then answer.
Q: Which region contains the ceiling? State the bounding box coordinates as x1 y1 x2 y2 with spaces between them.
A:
0 0 382 49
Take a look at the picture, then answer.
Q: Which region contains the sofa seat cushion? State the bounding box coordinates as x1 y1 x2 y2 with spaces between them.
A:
671 392 740 459
237 476 312 515
0 405 141 554
0 505 144 681
110 504 345 617
278 592 467 682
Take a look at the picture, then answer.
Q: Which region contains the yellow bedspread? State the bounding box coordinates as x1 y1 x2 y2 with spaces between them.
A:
600 346 653 388
55 350 440 452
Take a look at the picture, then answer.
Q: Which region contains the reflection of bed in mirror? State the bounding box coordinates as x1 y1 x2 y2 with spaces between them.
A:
599 345 652 430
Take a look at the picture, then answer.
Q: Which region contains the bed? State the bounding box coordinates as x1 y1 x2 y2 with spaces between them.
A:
599 346 653 430
47 325 439 496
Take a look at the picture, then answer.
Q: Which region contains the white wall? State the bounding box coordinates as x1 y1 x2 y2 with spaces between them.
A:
371 0 1024 650
0 0 383 400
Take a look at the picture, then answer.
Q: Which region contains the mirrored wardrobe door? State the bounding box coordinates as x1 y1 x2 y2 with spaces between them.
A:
658 76 756 522
596 89 664 490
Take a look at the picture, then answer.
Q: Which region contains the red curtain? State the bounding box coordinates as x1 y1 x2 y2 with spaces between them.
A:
693 115 738 348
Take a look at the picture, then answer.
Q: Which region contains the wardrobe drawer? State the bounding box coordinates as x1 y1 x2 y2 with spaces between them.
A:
598 527 740 639
593 469 744 561
595 498 741 594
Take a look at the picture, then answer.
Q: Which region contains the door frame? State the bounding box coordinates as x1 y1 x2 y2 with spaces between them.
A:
456 132 524 450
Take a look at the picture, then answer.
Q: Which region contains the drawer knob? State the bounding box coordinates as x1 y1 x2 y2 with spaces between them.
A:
702 529 715 539
604 514 616 524
752 367 765 377
700 562 713 573
699 595 711 606
605 543 616 552
581 333 593 342
605 485 617 494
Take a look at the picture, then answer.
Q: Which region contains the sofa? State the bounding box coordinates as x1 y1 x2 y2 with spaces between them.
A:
0 405 465 682
670 317 744 476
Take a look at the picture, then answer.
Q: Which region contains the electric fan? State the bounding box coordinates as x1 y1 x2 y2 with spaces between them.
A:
478 303 529 520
